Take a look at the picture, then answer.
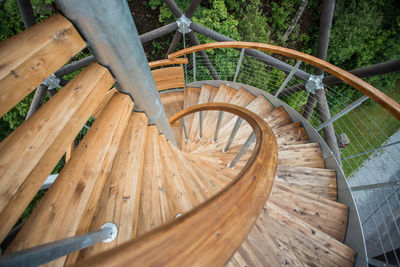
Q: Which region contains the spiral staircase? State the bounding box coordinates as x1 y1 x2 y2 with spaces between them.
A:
1 4 400 266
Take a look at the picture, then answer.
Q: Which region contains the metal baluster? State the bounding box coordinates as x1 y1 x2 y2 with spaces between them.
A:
0 223 118 267
274 60 302 97
181 118 189 142
213 111 224 142
199 111 203 139
228 132 255 168
193 52 196 82
233 48 245 82
223 117 243 152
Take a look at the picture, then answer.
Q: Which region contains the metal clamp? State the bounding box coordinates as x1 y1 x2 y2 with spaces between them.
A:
305 74 324 94
177 14 191 34
43 74 61 90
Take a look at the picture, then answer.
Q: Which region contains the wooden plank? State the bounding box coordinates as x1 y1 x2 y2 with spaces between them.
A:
6 93 133 264
65 141 74 163
276 165 337 201
257 202 355 266
0 63 113 243
0 14 86 117
152 66 185 91
182 87 201 149
278 143 325 168
269 182 348 242
168 41 400 121
186 84 218 151
160 91 184 148
66 112 148 264
137 126 174 236
92 88 117 119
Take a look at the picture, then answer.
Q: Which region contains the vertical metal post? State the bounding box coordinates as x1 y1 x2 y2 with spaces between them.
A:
233 48 245 82
193 52 196 82
56 0 177 146
228 132 255 168
16 0 36 28
181 118 189 142
213 111 224 142
0 223 117 267
223 117 243 152
275 60 302 97
198 111 203 139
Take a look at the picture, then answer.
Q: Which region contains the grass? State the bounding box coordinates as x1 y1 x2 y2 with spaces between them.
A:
332 80 400 177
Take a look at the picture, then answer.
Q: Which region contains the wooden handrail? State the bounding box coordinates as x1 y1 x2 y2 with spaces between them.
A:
168 42 400 120
74 103 278 266
148 58 188 68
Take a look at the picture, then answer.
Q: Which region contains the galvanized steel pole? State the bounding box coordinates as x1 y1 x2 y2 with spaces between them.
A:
56 0 177 146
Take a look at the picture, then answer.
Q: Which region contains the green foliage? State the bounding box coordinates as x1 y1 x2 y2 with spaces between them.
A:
237 0 270 43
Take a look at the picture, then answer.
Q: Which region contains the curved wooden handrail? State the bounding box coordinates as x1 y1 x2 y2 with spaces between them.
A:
75 103 278 267
168 42 400 120
148 58 188 68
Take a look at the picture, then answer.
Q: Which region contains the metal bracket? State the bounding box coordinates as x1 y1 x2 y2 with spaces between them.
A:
177 14 191 34
43 74 60 90
305 74 324 94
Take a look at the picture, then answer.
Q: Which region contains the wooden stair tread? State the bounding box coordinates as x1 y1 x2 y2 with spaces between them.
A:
66 112 148 264
276 165 337 201
257 202 355 266
185 84 218 152
160 91 184 148
270 182 347 242
228 225 305 267
182 87 201 148
278 143 325 169
137 126 174 236
6 93 133 266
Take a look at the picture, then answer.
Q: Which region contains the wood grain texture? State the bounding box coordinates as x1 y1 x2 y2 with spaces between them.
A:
151 66 185 91
0 63 113 243
75 102 278 267
160 91 184 147
92 88 117 119
66 112 148 264
6 93 133 264
269 182 348 242
168 41 400 120
258 202 355 266
0 14 86 117
148 58 188 68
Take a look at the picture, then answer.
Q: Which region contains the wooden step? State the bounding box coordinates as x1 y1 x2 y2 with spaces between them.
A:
276 165 337 201
269 182 347 242
181 87 201 147
227 225 304 266
0 63 114 243
0 14 85 117
199 83 238 141
185 84 218 151
66 112 148 264
192 95 275 154
6 93 133 267
256 202 355 266
274 121 309 146
137 126 174 236
278 143 325 168
160 91 184 147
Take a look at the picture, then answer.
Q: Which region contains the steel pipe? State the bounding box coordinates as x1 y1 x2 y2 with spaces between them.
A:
0 224 117 267
228 132 255 168
213 111 224 142
56 0 177 146
181 118 189 141
233 48 245 83
223 117 243 152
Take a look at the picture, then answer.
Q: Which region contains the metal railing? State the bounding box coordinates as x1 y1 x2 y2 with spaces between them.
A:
185 51 400 266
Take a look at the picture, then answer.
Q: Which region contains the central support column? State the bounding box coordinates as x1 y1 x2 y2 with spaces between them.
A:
56 0 177 146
